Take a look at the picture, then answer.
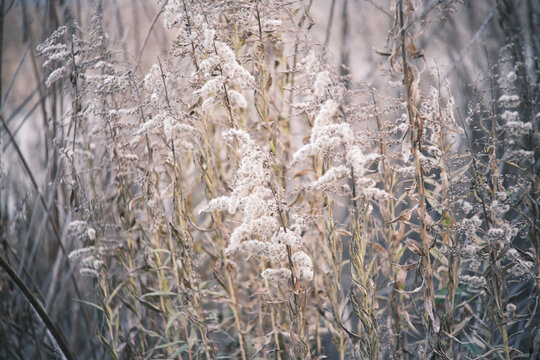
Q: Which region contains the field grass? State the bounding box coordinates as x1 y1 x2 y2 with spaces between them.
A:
1 1 539 359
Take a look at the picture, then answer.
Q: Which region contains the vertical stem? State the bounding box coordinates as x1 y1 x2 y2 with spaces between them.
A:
226 269 248 360
323 0 336 49
0 0 4 100
373 89 400 358
436 94 458 358
0 256 76 360
398 0 436 352
265 278 283 360
171 146 212 360
340 0 350 90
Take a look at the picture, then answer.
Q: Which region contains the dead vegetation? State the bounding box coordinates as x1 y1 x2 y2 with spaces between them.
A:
0 1 539 359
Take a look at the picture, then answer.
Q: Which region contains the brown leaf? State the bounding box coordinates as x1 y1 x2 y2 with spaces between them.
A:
375 48 392 57
266 74 273 90
394 277 424 294
334 228 353 237
395 268 407 289
388 205 418 224
293 169 314 178
404 237 425 257
250 287 270 297
370 241 388 256
393 260 420 271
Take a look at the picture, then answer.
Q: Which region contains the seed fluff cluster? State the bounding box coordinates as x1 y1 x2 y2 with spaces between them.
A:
201 129 313 282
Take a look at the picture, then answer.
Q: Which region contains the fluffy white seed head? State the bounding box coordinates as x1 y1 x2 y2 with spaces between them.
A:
313 71 332 97
261 268 292 284
228 90 248 108
313 100 338 128
68 246 97 262
271 228 302 246
194 76 224 98
87 228 96 241
292 251 313 281
312 165 349 190
498 94 520 108
46 67 66 87
459 275 486 288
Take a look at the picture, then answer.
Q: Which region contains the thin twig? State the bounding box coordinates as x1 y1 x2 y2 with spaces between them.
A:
444 6 496 79
365 0 392 19
3 96 41 152
1 42 30 109
5 84 41 125
157 56 171 109
135 0 168 69
323 0 336 49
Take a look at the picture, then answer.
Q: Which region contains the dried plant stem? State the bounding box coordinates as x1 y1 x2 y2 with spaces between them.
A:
1 113 95 327
98 275 120 360
0 255 76 360
20 0 49 131
373 89 402 358
484 50 511 360
254 3 275 153
268 180 311 356
68 26 81 153
398 0 437 351
199 124 247 360
268 183 297 297
285 0 313 124
157 56 171 109
171 152 213 360
323 0 336 49
183 322 193 360
181 0 199 71
431 84 459 358
259 275 283 360
225 268 248 360
135 0 168 69
0 0 4 99
268 294 283 360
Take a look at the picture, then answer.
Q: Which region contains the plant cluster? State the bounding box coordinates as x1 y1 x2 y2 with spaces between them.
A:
1 0 538 359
